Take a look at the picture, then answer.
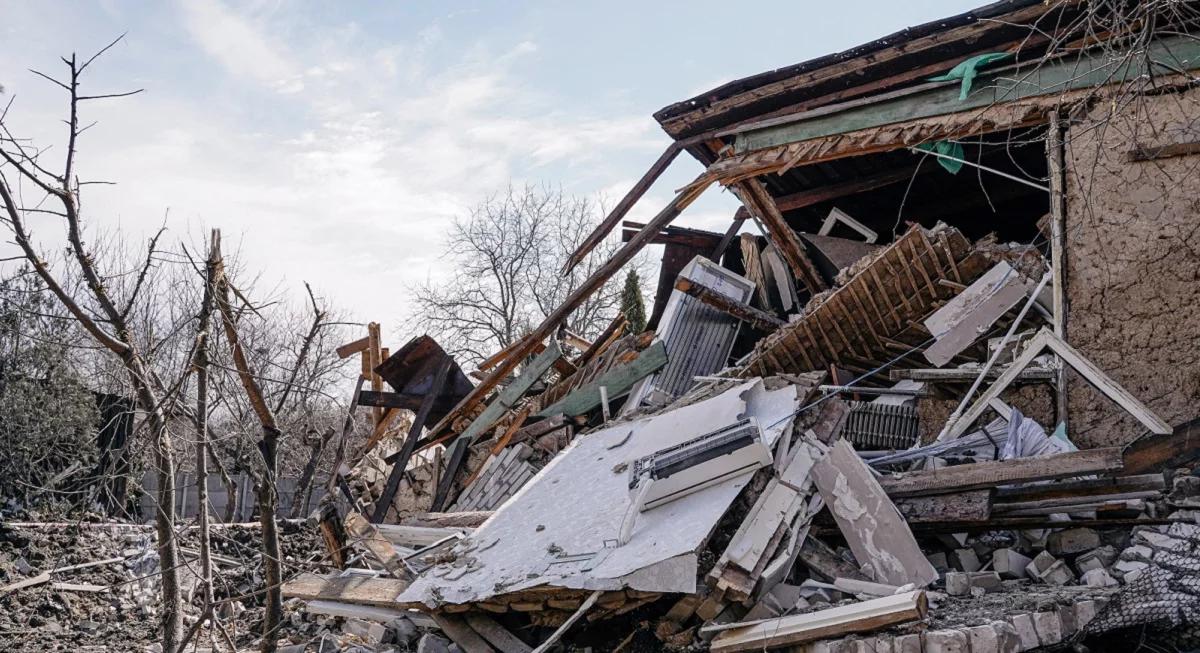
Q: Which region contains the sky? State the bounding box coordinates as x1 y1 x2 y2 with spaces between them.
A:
0 0 980 343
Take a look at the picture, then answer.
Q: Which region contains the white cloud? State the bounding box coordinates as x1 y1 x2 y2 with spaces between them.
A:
180 0 302 93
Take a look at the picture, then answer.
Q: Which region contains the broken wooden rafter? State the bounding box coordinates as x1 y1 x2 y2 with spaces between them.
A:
564 143 682 273
734 179 827 296
940 327 1172 441
357 390 458 413
336 336 370 359
430 176 713 437
536 341 668 418
674 278 784 332
345 512 409 578
880 447 1124 498
709 590 927 653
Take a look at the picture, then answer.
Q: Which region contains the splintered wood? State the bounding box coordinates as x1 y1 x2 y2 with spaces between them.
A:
811 440 938 588
739 224 988 379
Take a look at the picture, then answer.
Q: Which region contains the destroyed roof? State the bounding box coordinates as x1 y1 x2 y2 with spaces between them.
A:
653 0 1052 141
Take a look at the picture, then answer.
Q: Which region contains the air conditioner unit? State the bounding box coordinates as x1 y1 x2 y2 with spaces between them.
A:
629 418 773 511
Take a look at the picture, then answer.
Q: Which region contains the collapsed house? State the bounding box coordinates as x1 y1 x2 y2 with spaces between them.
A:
283 2 1200 651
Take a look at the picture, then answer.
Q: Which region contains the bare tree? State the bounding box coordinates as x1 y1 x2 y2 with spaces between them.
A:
410 184 638 364
0 40 185 650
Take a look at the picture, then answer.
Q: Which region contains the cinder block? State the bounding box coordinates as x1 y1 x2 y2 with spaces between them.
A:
992 548 1032 579
927 551 950 573
1075 545 1117 574
849 637 875 653
1046 528 1101 556
1008 613 1038 651
923 629 968 653
872 636 894 653
1032 611 1063 646
951 548 981 572
990 621 1021 653
966 625 999 653
893 634 922 653
945 572 971 596
1058 603 1077 635
1074 599 1098 630
1039 560 1076 586
1081 568 1118 587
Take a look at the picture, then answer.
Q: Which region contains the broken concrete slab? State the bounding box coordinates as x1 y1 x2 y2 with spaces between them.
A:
1046 528 1100 556
811 440 938 588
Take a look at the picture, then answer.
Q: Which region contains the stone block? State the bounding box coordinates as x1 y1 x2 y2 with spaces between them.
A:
992 549 1032 579
951 548 981 572
991 621 1021 653
945 572 971 596
1075 545 1118 574
1008 614 1036 648
417 633 451 653
849 638 875 653
344 618 386 644
1040 560 1076 586
1081 568 1118 587
893 634 922 653
388 616 418 645
966 625 1000 653
1046 528 1101 556
1075 599 1098 630
927 551 950 573
872 637 894 653
1032 611 1063 646
924 629 969 653
1112 559 1149 577
1027 551 1056 575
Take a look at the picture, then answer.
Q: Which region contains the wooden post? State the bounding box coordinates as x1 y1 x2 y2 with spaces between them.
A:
1047 113 1069 430
367 322 383 425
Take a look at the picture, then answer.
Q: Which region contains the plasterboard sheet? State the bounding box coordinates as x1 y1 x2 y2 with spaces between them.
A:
923 262 1036 367
398 379 801 607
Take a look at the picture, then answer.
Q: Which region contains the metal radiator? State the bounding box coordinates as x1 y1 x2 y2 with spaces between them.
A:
843 401 920 450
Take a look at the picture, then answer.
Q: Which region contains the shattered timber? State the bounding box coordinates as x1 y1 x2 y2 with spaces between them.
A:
9 0 1200 651
298 1 1200 651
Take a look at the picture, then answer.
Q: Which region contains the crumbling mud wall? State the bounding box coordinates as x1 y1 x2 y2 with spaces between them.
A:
1064 87 1200 448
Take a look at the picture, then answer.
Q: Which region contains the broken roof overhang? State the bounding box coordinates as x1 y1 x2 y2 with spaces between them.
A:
726 35 1200 157
397 379 803 608
653 0 1056 141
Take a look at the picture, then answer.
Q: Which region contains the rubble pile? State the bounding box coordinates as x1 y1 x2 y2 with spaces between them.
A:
0 521 328 651
281 217 1200 652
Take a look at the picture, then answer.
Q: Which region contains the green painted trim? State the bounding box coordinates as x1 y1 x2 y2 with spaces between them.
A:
536 341 669 418
735 36 1200 154
456 339 563 443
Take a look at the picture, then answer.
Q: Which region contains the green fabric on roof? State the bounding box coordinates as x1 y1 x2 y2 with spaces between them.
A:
928 52 1012 101
916 141 965 174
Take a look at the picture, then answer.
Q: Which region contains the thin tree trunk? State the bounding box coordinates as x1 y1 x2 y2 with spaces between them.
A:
194 231 218 616
290 427 334 518
131 362 183 651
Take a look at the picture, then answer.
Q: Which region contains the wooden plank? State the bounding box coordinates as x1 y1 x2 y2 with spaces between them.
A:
536 341 668 418
674 278 784 332
372 356 453 523
368 322 383 424
465 614 533 653
1048 113 1069 429
812 440 938 587
1124 139 1200 162
345 513 408 578
575 315 627 369
922 262 1036 367
994 473 1165 502
0 572 50 594
1123 417 1200 475
434 614 497 653
51 582 107 592
564 143 681 273
797 536 867 583
280 573 409 607
734 35 1200 154
880 447 1124 498
889 367 1055 383
531 590 601 653
710 590 927 653
894 489 992 523
429 176 712 437
336 336 370 359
